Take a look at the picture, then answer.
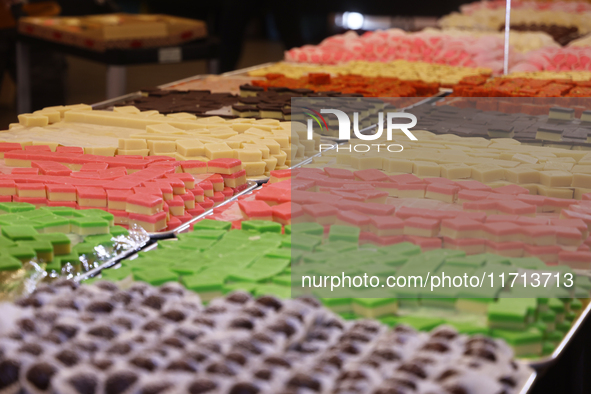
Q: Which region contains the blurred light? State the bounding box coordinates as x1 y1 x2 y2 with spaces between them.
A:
344 12 364 30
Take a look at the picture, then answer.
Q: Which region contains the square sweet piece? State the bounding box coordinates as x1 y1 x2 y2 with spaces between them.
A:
129 211 167 232
77 187 107 208
176 140 206 157
549 107 574 121
382 158 413 173
302 203 338 225
126 194 164 215
425 184 460 203
482 222 523 243
239 200 273 221
404 217 440 238
207 158 242 175
205 142 234 160
69 217 110 235
536 125 564 142
440 163 471 179
369 216 404 237
413 161 440 177
396 183 426 199
440 218 483 239
471 164 504 183
0 180 16 196
539 171 573 188
15 183 46 198
46 185 76 202
181 160 208 175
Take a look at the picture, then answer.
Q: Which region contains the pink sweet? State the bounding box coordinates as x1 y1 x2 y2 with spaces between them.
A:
337 210 371 228
324 167 355 180
493 184 529 196
458 190 490 201
353 169 389 182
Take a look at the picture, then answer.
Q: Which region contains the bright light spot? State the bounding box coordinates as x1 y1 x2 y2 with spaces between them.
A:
344 12 364 30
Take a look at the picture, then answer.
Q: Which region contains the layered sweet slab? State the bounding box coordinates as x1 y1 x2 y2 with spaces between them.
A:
5 107 322 171
0 147 250 232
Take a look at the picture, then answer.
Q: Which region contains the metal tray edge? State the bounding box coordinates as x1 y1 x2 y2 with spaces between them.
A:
527 299 591 369
518 371 537 394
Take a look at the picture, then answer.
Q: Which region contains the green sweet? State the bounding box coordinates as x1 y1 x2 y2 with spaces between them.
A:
134 268 178 286
110 226 129 237
189 229 228 240
21 210 53 220
45 260 61 272
0 236 16 248
40 206 77 217
284 225 291 235
1 225 38 241
394 316 445 331
4 246 36 261
328 225 360 243
74 209 114 223
57 252 80 266
241 220 282 234
70 217 110 229
446 321 490 335
182 274 223 293
16 240 53 259
254 284 291 299
101 266 132 281
272 275 291 286
0 202 35 214
264 248 292 261
510 257 547 270
445 255 486 268
32 216 70 231
303 251 335 264
191 219 231 231
481 253 511 265
0 255 23 271
492 328 542 346
291 234 322 251
316 241 357 253
290 222 324 236
222 282 257 294
73 243 98 256
377 242 421 257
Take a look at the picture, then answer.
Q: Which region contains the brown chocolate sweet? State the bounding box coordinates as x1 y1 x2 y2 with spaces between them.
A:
188 379 217 394
140 382 173 394
0 359 20 391
166 359 197 372
86 301 114 314
104 371 139 394
87 325 116 340
55 349 80 367
25 362 57 391
229 382 260 394
67 373 99 394
225 291 252 305
130 356 158 372
286 374 321 392
255 296 283 311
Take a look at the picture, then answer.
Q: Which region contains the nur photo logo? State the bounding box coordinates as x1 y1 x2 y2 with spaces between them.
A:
303 107 418 153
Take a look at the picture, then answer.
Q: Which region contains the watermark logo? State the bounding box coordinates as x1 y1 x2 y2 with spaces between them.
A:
303 107 328 136
306 110 418 141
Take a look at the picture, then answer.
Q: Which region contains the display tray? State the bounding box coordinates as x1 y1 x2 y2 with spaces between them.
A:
148 180 259 240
